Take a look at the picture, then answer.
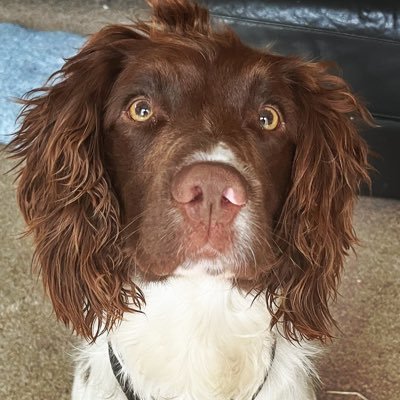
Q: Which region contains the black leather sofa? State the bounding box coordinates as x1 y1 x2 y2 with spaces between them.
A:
202 0 400 199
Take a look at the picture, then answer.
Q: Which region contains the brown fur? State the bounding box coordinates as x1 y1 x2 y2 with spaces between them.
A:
7 0 371 342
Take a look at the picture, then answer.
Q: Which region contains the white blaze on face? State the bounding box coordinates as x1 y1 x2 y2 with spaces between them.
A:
188 142 237 164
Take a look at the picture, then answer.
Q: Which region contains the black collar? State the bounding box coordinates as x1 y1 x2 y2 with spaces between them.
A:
108 342 141 400
108 338 276 400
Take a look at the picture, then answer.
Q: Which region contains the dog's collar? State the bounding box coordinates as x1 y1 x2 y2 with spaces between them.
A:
108 338 276 400
108 342 141 400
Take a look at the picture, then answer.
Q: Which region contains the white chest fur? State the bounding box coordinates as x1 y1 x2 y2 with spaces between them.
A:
112 271 274 400
73 269 318 400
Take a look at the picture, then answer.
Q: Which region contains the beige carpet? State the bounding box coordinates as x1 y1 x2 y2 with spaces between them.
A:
1 148 399 400
0 149 74 400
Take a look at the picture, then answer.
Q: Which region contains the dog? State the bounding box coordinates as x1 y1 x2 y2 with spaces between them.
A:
8 0 371 399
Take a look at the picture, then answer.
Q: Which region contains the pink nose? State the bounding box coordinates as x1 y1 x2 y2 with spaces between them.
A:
171 162 247 226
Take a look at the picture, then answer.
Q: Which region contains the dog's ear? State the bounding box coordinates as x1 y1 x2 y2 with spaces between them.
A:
267 60 372 341
7 26 147 340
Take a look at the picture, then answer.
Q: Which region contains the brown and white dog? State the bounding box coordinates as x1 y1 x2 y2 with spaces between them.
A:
8 0 371 399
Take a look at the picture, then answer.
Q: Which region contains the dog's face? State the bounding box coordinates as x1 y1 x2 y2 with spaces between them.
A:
104 38 295 281
9 0 371 341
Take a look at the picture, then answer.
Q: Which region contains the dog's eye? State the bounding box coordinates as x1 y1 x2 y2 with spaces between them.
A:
129 99 153 122
259 106 280 131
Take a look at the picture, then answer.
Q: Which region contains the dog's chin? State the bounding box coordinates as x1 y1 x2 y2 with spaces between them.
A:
178 256 236 278
134 245 247 281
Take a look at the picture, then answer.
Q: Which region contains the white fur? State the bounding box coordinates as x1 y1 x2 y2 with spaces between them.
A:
72 268 318 400
189 142 238 165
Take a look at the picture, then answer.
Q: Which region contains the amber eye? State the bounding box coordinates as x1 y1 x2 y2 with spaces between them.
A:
128 98 153 122
259 105 281 131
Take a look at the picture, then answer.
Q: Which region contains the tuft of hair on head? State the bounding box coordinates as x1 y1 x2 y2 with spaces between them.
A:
146 0 211 35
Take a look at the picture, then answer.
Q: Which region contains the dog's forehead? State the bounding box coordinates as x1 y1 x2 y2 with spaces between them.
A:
116 36 285 108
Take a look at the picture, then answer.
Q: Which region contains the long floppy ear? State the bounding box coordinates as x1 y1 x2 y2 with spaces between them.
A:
7 25 147 340
267 60 372 341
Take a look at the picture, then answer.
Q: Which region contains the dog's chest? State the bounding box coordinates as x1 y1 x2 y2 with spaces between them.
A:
112 272 274 400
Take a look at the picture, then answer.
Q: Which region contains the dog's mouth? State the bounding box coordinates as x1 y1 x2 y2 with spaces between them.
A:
132 222 248 279
183 220 238 255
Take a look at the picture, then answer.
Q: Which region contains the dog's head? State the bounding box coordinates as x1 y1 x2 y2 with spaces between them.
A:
9 0 371 341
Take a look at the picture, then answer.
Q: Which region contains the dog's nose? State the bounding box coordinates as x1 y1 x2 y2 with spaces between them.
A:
171 162 247 226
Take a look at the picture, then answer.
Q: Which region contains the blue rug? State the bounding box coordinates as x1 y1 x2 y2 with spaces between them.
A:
0 23 85 144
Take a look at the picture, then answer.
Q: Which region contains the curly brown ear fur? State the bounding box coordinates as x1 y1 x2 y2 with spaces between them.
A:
266 60 372 342
7 25 147 340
